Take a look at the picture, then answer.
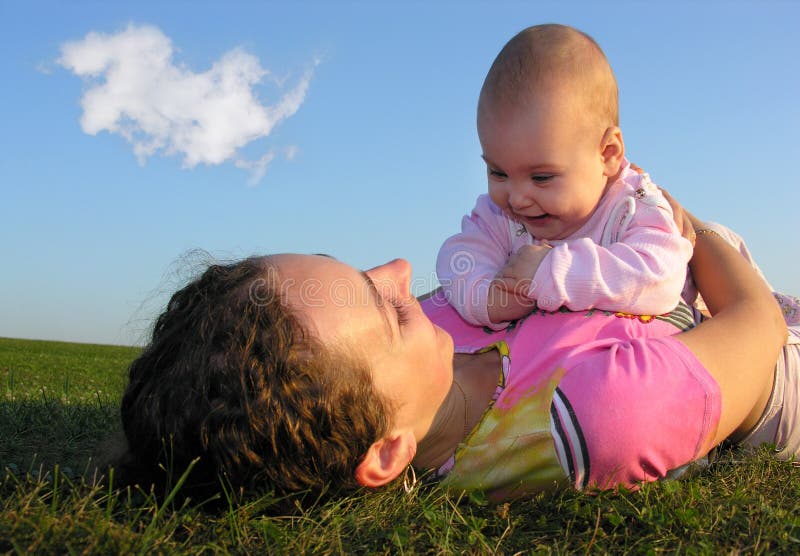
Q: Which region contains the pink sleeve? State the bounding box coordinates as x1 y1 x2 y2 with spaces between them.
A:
436 194 513 328
531 200 693 314
551 336 721 490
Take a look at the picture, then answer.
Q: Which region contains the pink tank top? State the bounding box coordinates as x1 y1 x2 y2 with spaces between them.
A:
421 292 719 500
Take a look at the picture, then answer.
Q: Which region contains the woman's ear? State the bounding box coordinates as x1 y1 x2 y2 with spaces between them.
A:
600 126 625 177
355 430 416 488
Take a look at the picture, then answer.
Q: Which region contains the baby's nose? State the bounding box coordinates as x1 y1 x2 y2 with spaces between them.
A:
508 182 534 210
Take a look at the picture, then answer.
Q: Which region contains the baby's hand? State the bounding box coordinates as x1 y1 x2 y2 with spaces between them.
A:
487 244 553 323
494 243 552 292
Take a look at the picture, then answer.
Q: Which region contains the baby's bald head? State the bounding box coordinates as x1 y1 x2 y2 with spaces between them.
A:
479 24 618 132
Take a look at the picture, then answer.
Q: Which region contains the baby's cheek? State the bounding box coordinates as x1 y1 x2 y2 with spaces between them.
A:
488 185 507 208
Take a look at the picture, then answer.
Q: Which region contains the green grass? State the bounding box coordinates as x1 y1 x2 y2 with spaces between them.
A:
0 337 137 475
2 337 800 554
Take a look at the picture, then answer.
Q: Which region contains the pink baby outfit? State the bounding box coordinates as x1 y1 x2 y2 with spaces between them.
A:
436 161 694 329
421 292 720 501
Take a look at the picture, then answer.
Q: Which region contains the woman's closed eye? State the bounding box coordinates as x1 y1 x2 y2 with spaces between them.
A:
392 300 412 326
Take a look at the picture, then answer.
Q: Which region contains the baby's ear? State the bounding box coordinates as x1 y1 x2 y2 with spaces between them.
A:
600 126 625 177
354 430 416 488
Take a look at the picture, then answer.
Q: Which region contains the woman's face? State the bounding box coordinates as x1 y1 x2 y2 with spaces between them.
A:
271 254 454 442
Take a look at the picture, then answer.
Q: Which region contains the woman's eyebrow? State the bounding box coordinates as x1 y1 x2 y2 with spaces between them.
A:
360 271 395 341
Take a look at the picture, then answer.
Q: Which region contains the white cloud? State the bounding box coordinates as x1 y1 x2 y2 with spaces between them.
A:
58 24 314 183
36 61 54 75
234 146 299 186
235 151 277 187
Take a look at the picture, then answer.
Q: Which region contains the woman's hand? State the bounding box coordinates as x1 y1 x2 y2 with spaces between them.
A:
660 188 699 246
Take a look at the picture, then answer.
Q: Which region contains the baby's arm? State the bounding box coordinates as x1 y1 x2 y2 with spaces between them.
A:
530 200 693 314
436 195 517 328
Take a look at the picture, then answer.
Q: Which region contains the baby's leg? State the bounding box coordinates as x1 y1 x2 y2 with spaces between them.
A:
702 222 772 288
689 222 800 324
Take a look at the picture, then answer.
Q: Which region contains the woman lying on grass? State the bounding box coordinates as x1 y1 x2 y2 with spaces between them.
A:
115 197 797 504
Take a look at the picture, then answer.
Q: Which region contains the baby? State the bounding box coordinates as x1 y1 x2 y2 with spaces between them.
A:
437 24 694 327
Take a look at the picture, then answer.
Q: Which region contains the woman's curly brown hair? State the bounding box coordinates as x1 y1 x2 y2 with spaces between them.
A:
115 256 393 503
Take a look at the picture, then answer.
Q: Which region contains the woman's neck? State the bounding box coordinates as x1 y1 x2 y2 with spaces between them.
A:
412 349 501 469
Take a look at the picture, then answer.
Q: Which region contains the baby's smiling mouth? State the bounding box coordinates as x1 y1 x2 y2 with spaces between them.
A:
507 209 553 224
514 212 550 222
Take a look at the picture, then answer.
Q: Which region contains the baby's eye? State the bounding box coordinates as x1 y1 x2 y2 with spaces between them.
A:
531 174 554 184
488 168 507 178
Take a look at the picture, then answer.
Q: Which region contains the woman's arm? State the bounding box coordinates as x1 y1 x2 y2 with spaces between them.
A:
673 208 787 450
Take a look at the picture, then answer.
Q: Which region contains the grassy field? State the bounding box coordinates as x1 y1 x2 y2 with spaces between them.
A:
1 337 800 554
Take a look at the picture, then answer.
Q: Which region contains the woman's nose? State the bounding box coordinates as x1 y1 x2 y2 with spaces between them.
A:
366 258 412 300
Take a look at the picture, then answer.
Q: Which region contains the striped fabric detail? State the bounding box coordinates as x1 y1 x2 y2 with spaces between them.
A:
655 302 700 332
550 387 590 490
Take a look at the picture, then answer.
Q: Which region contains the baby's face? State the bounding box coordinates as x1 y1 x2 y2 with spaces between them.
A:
478 93 613 240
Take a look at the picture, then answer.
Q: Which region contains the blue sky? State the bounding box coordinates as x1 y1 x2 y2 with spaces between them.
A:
1 1 798 346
